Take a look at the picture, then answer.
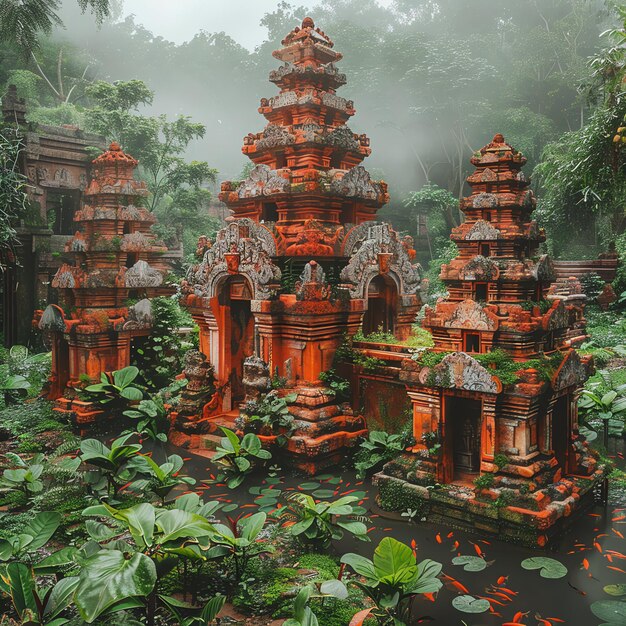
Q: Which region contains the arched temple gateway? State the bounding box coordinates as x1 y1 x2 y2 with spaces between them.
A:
375 134 606 545
174 17 423 471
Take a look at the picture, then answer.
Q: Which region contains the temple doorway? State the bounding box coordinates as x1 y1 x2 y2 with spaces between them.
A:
363 275 397 336
217 276 255 408
443 395 482 482
552 395 569 470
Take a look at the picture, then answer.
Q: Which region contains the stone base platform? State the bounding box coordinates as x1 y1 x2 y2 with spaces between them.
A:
374 464 608 547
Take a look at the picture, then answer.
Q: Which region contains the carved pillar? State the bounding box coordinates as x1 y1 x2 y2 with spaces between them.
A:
480 396 496 470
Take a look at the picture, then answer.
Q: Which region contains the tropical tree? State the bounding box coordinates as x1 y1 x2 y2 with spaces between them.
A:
0 0 111 54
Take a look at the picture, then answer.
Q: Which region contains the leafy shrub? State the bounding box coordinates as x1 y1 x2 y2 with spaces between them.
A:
213 428 272 488
82 366 144 415
353 430 414 479
280 493 370 549
318 369 351 403
240 391 296 443
341 536 443 625
132 296 193 390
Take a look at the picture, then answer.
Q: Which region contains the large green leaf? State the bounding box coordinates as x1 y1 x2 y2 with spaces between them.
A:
25 511 62 551
341 553 377 580
34 546 79 575
156 509 214 544
74 550 156 623
44 576 80 619
5 562 37 618
113 366 139 389
372 537 417 587
120 386 143 401
240 512 266 542
200 594 226 622
114 503 155 548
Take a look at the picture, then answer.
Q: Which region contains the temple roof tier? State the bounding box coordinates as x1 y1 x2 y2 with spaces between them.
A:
273 17 342 67
269 61 347 91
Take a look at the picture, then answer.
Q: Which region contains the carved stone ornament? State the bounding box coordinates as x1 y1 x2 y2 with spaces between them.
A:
544 300 570 331
459 255 500 281
242 356 272 403
340 222 421 299
465 219 500 241
533 254 556 282
52 263 85 289
184 218 280 300
123 298 153 330
237 164 290 198
124 260 163 288
444 299 497 331
552 350 586 391
434 352 499 393
256 124 296 151
330 166 382 200
38 304 66 332
295 260 331 300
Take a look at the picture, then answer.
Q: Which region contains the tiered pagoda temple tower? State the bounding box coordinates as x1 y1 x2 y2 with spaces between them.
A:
179 18 422 470
37 142 172 407
376 135 605 545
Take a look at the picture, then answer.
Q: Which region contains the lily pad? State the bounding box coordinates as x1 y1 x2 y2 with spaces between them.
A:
248 486 262 495
604 585 626 597
299 482 321 491
451 595 491 614
266 477 282 485
221 503 238 513
520 556 567 579
591 599 626 623
312 489 336 499
452 555 487 572
314 474 334 480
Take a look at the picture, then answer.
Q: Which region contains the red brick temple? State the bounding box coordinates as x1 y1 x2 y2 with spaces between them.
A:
36 142 172 413
375 135 606 545
176 17 422 471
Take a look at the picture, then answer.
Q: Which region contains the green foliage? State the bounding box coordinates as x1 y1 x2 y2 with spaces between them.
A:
404 183 459 257
132 297 192 391
0 0 111 53
353 430 414 479
318 370 351 403
123 379 186 442
579 368 626 444
341 536 443 626
128 453 196 504
474 473 495 490
280 492 370 549
206 512 271 585
354 326 399 345
83 366 144 415
79 433 142 496
213 428 272 489
404 326 435 349
84 80 217 226
240 391 296 443
0 452 44 496
0 125 28 257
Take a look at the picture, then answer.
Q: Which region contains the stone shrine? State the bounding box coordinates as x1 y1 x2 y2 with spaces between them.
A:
177 17 422 470
35 142 173 417
374 135 606 545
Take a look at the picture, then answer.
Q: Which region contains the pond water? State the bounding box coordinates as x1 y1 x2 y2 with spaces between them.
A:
156 443 625 626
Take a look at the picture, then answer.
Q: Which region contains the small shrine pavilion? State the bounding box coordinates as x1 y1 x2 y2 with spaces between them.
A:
375 135 605 544
177 17 422 470
36 142 172 414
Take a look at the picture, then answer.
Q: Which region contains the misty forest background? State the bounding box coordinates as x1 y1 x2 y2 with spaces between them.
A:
3 0 626 287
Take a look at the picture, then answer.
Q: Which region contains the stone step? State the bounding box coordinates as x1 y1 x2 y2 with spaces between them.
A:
198 433 223 452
